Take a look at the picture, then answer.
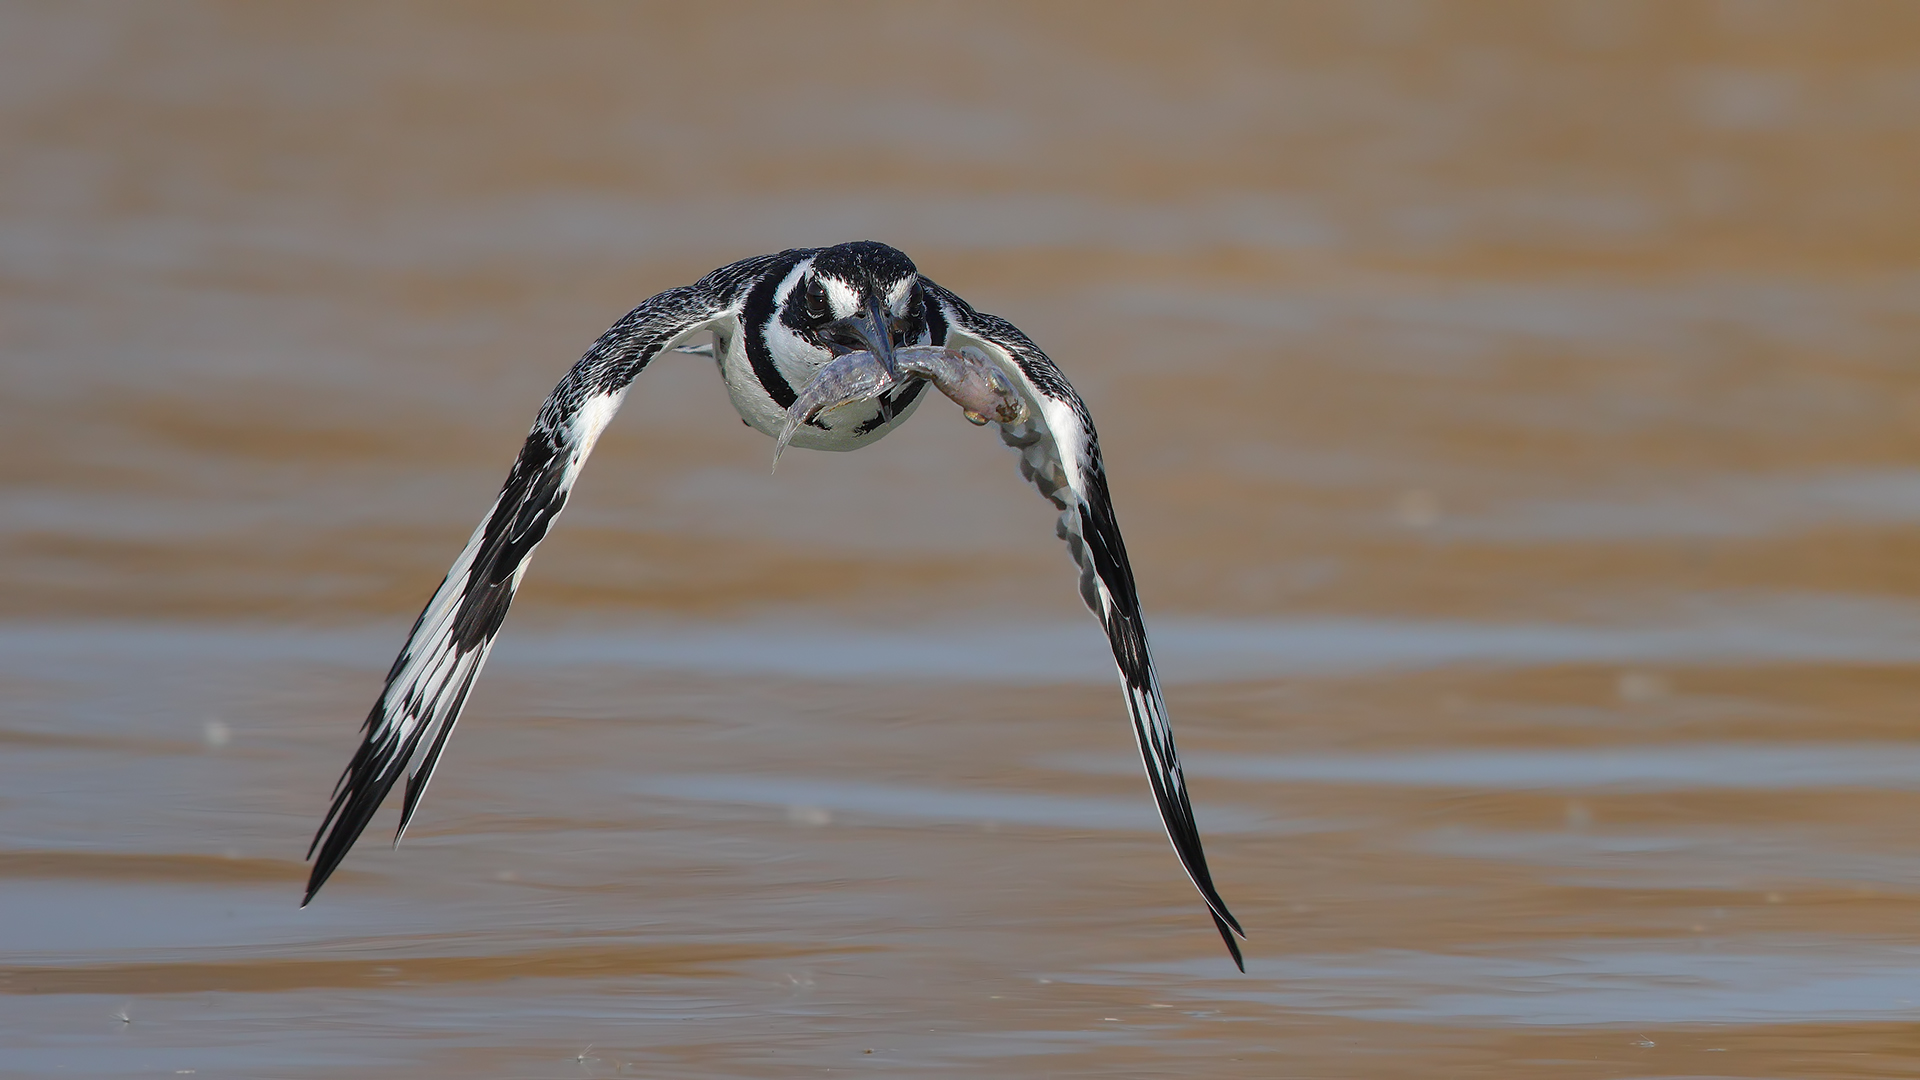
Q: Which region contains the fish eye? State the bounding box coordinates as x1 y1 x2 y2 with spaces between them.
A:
802 278 831 322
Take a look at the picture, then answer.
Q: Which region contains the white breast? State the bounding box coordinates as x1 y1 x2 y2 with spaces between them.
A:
715 320 925 453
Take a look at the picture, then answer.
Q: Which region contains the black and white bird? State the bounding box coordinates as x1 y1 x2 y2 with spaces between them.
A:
302 241 1246 969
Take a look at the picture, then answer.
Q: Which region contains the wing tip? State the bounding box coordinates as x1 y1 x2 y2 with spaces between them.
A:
1212 898 1246 939
302 841 344 907
1211 910 1246 972
300 757 400 907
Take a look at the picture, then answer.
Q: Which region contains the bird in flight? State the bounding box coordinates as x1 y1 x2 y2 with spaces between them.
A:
302 241 1246 969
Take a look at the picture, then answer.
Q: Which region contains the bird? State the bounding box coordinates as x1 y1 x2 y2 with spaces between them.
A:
301 240 1247 970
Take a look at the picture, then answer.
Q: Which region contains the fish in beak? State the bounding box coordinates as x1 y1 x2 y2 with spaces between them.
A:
829 293 900 380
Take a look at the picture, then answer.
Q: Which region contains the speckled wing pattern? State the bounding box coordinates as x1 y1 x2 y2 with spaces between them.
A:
302 253 785 904
919 280 1247 969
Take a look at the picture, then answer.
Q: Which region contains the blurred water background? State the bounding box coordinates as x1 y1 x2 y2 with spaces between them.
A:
5 2 1920 1076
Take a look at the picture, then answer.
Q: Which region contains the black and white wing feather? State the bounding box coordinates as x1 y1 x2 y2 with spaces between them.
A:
921 280 1247 969
302 256 781 903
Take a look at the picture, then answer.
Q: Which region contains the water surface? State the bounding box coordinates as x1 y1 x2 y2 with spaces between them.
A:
6 4 1920 1077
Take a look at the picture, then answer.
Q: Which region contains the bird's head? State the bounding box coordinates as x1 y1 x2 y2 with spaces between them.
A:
781 241 926 378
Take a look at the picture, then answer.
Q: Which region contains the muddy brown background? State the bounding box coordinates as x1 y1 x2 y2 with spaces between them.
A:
5 2 1920 1077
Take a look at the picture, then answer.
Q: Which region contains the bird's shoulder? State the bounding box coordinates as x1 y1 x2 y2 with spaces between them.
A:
918 276 1090 438
692 248 816 304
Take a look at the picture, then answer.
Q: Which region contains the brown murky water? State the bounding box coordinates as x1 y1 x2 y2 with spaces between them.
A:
8 3 1920 1076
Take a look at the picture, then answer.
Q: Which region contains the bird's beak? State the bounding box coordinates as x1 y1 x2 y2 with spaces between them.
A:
830 294 899 379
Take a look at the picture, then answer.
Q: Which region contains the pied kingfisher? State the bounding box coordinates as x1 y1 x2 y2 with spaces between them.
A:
302 241 1246 970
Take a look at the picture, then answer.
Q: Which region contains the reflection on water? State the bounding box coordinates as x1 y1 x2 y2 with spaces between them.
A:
9 3 1920 1077
10 624 1920 1075
1453 468 1920 542
1164 743 1920 791
12 592 1920 690
1112 945 1920 1026
632 772 1279 834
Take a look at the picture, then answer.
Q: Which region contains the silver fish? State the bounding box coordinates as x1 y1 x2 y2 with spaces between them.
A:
897 345 1025 427
772 345 1025 469
771 349 897 468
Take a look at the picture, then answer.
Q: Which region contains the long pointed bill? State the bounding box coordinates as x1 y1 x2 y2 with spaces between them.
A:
834 294 898 380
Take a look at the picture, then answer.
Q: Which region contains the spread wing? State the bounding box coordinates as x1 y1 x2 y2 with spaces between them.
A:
302 262 774 904
920 280 1247 970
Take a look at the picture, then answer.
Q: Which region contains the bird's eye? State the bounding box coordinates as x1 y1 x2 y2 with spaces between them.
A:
802 279 831 322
